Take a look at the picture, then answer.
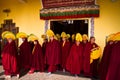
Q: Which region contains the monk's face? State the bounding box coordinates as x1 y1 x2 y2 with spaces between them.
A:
83 40 87 44
7 38 12 43
22 38 26 42
50 36 54 41
62 37 66 42
76 41 80 46
34 41 37 45
44 39 48 43
90 38 95 44
109 41 114 45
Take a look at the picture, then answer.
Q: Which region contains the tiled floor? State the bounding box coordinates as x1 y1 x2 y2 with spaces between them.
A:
0 66 99 80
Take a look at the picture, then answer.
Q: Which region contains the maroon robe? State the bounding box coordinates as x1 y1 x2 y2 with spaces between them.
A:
66 43 83 74
29 41 34 53
106 41 120 80
83 42 98 76
99 42 114 80
42 41 48 57
45 39 61 72
81 41 88 71
2 41 19 75
82 41 88 53
19 39 32 69
30 40 44 72
61 41 71 69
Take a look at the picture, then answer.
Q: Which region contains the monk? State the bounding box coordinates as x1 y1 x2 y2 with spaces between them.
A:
1 32 19 79
81 34 88 71
45 29 61 75
42 37 48 56
61 32 71 72
29 40 44 73
19 38 32 70
66 33 83 77
99 35 114 80
41 35 48 70
28 41 34 53
106 33 120 80
82 34 88 52
83 37 99 77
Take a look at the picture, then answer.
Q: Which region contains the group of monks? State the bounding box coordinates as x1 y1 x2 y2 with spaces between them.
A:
1 30 120 80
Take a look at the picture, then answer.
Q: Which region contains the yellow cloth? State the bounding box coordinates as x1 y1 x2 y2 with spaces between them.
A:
28 34 38 41
54 36 58 40
2 31 16 40
90 58 93 64
61 32 67 38
82 34 88 41
107 33 115 42
16 32 27 38
41 34 47 39
46 29 55 37
67 34 70 39
1 31 10 38
90 47 101 60
75 33 82 42
72 34 75 40
113 32 120 41
56 34 61 39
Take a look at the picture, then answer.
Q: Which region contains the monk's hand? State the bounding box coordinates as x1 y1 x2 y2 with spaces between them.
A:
94 47 99 50
96 47 100 49
91 49 95 51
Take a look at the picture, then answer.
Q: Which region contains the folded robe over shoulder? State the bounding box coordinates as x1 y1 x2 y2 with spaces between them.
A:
31 40 44 71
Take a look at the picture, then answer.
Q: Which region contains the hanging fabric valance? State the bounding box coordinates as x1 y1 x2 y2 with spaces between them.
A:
42 0 95 9
40 5 99 20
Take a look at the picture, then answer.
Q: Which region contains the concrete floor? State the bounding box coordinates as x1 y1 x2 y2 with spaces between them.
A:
0 66 99 80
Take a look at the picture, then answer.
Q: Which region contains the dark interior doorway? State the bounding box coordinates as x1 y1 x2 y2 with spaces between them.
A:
50 20 88 36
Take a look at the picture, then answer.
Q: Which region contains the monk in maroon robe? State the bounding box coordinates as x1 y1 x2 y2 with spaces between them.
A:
61 37 71 72
19 38 32 69
42 39 48 70
82 34 88 53
66 40 83 76
42 39 48 57
45 36 61 75
83 37 99 77
106 41 120 80
29 40 44 73
82 37 88 71
99 41 114 80
29 41 34 53
82 40 88 52
2 39 19 78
